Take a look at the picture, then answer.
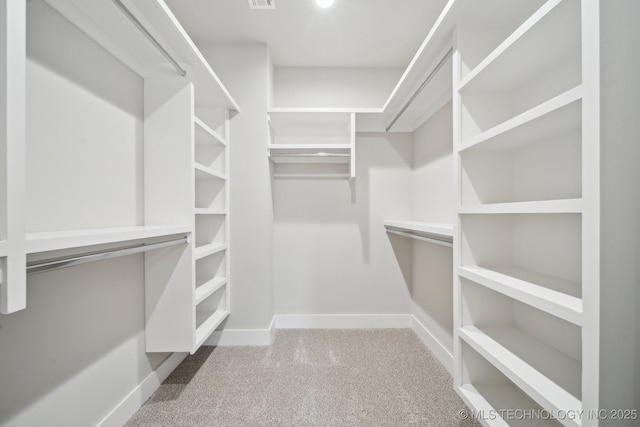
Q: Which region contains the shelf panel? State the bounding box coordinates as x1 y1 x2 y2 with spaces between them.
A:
459 86 582 153
194 309 229 348
26 225 191 254
44 0 238 110
195 276 227 305
458 0 580 93
459 266 582 325
268 144 352 164
194 243 226 260
458 325 582 424
459 199 583 214
194 116 226 146
194 163 226 180
458 384 560 427
384 220 453 240
194 209 226 215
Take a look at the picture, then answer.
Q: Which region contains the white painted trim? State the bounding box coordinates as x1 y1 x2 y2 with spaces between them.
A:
274 313 413 329
205 316 276 346
96 352 188 427
410 315 454 375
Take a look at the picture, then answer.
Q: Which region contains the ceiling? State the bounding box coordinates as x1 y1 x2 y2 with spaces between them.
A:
164 0 448 68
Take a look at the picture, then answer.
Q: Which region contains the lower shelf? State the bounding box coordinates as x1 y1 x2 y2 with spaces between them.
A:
458 384 562 427
195 276 227 305
458 325 581 423
195 309 229 349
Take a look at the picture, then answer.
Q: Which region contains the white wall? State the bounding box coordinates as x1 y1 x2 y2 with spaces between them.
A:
274 132 413 315
273 67 402 108
409 101 454 356
0 2 166 425
599 0 640 423
199 44 275 331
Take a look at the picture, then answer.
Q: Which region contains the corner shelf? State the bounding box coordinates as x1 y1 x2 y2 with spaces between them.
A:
195 309 229 348
384 220 453 240
195 116 227 146
194 163 226 180
194 208 226 215
459 199 583 214
195 276 227 305
194 243 226 260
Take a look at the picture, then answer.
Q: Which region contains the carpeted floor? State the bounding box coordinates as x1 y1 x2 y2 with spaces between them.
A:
126 329 480 426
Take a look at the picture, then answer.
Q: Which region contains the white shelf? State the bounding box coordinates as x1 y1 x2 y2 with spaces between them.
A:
44 0 239 110
194 163 226 180
194 243 226 260
458 0 580 93
459 325 582 426
194 117 227 146
194 209 226 215
384 220 453 241
194 309 229 348
459 266 582 326
459 199 583 214
459 86 582 152
195 276 227 305
380 0 544 131
458 384 560 427
268 107 381 114
268 144 352 151
26 225 191 254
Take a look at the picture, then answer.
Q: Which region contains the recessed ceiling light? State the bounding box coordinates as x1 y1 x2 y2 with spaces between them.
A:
316 0 334 8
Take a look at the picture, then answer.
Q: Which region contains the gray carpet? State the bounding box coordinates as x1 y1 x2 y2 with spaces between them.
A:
126 329 480 426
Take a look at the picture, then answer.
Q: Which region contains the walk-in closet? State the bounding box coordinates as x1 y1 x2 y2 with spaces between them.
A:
1 0 638 426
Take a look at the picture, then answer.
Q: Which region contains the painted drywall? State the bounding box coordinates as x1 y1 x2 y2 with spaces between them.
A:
274 132 413 315
410 102 454 355
0 2 166 425
599 0 640 423
199 44 275 331
273 67 403 108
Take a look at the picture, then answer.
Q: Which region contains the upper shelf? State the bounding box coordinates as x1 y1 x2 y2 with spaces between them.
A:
26 225 190 254
44 0 239 111
384 220 453 242
376 0 545 132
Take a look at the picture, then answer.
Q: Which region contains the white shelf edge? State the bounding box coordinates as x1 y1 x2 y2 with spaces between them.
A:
459 266 582 326
194 243 227 260
0 241 8 258
384 220 453 239
194 163 226 180
268 107 383 114
268 143 352 151
458 199 583 214
458 384 560 427
458 326 582 427
26 225 191 254
194 309 229 349
272 174 351 180
459 86 583 152
457 0 565 91
194 209 227 215
195 277 227 305
194 117 227 146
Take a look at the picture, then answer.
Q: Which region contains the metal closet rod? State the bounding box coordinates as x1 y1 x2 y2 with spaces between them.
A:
272 153 350 158
112 0 187 77
386 47 454 132
26 236 189 276
385 228 453 248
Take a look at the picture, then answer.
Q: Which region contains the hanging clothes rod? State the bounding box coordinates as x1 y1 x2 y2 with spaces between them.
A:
271 153 350 158
386 47 453 132
385 228 453 248
112 0 187 77
26 236 189 276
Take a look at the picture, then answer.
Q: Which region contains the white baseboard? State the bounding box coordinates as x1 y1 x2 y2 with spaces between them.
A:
204 316 275 346
411 315 453 374
96 351 188 427
274 313 413 329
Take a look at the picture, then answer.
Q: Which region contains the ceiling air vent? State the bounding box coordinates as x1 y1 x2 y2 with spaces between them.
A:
248 0 276 9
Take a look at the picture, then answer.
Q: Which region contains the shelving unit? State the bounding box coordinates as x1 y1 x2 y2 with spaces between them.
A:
268 109 356 179
453 0 598 425
1 0 236 354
